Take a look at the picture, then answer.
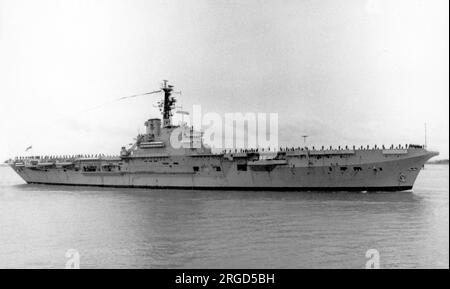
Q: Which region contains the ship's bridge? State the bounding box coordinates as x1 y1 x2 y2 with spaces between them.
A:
121 117 211 158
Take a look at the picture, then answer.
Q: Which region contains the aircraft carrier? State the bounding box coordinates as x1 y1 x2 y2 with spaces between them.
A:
9 81 438 191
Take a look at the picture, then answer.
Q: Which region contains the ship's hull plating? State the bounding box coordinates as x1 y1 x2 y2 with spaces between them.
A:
11 150 436 191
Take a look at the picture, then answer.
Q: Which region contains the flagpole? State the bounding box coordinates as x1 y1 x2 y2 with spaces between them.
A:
25 146 33 158
424 123 427 149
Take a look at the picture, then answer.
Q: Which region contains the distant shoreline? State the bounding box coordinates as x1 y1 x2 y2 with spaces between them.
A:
427 159 449 165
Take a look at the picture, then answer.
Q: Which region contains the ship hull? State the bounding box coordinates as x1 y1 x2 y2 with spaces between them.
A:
8 81 439 193
10 149 437 192
24 182 412 191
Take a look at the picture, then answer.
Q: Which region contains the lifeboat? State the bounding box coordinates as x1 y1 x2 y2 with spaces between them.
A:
25 160 38 168
139 141 165 149
56 162 74 168
37 162 55 168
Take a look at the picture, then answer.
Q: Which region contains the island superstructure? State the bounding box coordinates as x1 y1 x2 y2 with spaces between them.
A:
9 81 438 191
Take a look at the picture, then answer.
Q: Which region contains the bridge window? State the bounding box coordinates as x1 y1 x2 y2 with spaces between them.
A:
193 166 199 172
353 167 362 171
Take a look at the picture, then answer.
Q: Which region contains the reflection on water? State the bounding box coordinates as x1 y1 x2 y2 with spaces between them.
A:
0 165 448 268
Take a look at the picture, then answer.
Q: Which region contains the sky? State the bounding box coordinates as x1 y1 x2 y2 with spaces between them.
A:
0 0 448 161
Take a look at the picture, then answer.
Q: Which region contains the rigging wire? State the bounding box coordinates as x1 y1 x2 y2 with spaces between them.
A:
85 90 162 112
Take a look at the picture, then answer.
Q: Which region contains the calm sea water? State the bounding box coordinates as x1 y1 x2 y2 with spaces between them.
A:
0 165 448 269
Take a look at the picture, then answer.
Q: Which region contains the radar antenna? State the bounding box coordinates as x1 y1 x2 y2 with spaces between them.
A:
85 80 179 128
301 135 309 146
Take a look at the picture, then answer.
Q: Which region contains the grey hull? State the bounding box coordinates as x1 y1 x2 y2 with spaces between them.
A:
7 81 440 193
11 149 437 192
